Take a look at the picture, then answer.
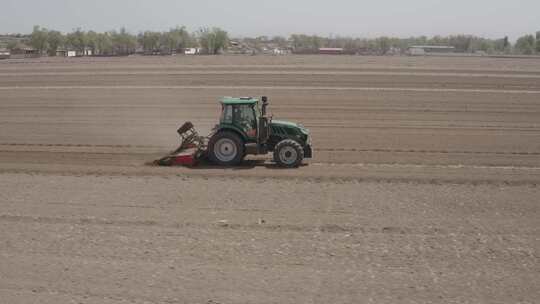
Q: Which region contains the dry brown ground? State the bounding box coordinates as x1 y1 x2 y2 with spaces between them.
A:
0 55 539 303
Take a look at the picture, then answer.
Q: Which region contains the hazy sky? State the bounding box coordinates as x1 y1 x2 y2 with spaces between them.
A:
1 0 538 39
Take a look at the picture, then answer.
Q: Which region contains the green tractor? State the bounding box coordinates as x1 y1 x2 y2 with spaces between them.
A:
208 96 312 167
156 96 312 168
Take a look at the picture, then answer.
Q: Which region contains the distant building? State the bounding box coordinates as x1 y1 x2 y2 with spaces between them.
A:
407 45 455 56
184 48 201 55
56 49 67 57
9 47 40 59
56 49 81 57
319 48 344 55
272 48 290 55
0 48 10 59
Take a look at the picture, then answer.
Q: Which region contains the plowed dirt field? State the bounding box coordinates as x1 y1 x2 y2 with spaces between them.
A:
1 55 539 303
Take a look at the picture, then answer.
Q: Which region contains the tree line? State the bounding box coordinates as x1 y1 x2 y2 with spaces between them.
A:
4 25 540 56
286 33 540 55
9 25 229 56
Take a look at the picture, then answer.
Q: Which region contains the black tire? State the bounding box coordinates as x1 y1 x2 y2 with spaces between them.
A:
208 131 244 166
273 139 304 168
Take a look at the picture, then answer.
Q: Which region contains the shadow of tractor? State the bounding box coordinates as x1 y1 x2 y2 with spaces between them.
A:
148 156 308 170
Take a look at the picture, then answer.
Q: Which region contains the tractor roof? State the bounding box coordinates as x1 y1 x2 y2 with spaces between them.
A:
220 97 258 105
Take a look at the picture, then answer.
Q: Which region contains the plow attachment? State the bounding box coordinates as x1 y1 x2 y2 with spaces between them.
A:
154 122 207 166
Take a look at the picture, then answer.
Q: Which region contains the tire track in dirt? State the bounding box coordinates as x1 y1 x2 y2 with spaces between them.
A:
318 148 540 156
0 143 162 148
1 63 540 72
0 214 533 236
311 162 540 171
1 85 540 94
3 119 540 130
2 143 539 156
0 165 538 186
2 70 540 78
0 284 164 304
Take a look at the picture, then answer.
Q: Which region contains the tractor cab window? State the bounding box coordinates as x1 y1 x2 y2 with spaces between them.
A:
233 104 257 129
221 105 233 123
231 104 257 138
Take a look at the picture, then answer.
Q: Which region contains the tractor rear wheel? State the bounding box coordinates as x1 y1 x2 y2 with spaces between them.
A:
274 139 304 168
208 131 244 166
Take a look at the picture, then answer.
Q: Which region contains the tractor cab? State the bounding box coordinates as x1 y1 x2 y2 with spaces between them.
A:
219 97 260 141
217 97 270 146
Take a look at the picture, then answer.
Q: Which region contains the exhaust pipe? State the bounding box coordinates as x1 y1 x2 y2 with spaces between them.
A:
261 96 269 116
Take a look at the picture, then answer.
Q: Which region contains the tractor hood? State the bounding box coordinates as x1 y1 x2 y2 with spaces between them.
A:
270 119 310 135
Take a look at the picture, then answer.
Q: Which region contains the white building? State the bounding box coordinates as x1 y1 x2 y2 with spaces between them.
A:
408 45 455 56
272 48 290 55
0 48 10 59
184 48 201 55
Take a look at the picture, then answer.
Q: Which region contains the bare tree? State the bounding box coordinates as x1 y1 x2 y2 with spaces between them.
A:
515 34 536 55
138 31 161 53
536 31 540 53
111 28 137 55
86 31 100 55
30 25 48 54
198 27 229 54
6 40 20 51
47 30 64 56
66 28 87 54
96 33 113 55
162 26 192 54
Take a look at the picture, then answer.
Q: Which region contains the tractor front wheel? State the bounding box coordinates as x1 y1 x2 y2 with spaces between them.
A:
274 139 304 168
208 131 244 166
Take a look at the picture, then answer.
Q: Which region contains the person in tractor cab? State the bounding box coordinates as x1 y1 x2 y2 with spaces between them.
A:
233 104 257 138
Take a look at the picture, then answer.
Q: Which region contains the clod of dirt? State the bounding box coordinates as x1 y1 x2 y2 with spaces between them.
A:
216 220 229 227
319 224 349 233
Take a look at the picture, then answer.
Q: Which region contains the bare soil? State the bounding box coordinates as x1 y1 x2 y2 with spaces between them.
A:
0 55 539 303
